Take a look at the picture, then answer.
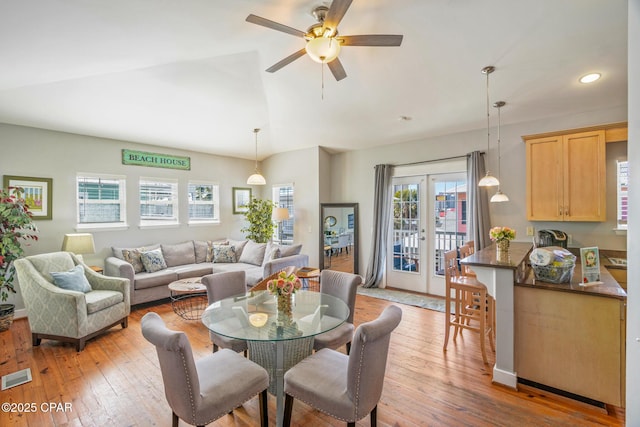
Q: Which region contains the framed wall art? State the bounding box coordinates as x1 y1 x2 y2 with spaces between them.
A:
232 187 252 214
3 175 53 220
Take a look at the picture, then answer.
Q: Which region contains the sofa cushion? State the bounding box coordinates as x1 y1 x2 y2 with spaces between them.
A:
51 265 92 293
280 244 303 257
134 270 178 290
263 242 281 266
161 242 196 267
122 249 145 273
213 245 236 263
228 239 248 259
85 290 123 314
238 241 267 266
173 263 214 280
212 263 263 286
112 243 160 260
141 248 167 273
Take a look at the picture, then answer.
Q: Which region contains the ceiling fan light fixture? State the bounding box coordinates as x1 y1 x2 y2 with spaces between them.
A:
306 36 341 63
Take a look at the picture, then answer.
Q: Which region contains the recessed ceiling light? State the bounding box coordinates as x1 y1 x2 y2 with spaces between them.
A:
579 73 601 84
399 115 412 121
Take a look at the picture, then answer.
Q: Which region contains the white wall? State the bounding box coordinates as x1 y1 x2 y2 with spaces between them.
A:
0 123 257 310
626 0 638 421
330 106 628 275
263 146 321 266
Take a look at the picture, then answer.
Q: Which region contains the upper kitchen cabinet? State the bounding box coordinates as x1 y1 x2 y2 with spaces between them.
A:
524 123 626 222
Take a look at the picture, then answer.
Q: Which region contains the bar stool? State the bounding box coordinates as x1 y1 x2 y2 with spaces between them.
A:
443 249 495 364
459 242 477 278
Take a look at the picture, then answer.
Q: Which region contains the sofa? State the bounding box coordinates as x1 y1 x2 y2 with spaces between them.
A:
104 239 308 305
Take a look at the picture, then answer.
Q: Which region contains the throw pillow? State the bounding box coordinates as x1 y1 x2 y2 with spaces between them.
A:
263 242 281 266
122 248 145 273
227 239 248 259
213 245 236 263
51 265 92 293
140 249 167 273
280 243 303 258
204 239 229 262
238 240 267 266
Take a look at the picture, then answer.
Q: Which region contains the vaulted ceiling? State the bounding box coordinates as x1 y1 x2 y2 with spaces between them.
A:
0 0 628 160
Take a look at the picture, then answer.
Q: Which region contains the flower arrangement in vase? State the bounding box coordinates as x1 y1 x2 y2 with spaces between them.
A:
490 226 516 256
267 270 302 324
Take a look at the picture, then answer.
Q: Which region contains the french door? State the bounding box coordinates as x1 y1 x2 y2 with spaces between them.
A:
386 171 468 296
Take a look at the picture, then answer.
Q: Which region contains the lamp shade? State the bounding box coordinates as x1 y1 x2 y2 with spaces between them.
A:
272 207 290 221
490 190 510 203
306 37 341 63
247 173 266 185
61 233 96 254
478 173 500 187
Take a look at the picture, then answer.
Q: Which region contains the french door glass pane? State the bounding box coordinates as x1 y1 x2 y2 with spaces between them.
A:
392 183 420 273
434 177 467 276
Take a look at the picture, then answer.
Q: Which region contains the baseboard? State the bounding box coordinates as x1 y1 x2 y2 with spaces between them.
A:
14 308 28 319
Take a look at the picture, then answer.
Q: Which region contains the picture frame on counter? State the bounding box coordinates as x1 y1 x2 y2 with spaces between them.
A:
580 246 601 285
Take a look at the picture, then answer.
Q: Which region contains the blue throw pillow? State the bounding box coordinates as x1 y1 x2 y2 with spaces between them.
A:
51 265 92 293
140 248 167 273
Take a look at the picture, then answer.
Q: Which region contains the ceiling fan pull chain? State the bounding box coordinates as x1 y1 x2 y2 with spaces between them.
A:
321 62 325 100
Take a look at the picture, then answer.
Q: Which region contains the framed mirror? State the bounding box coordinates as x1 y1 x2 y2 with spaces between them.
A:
320 203 358 274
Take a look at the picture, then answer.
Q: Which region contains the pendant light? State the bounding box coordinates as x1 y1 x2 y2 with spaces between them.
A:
490 101 509 202
247 128 266 185
478 66 499 187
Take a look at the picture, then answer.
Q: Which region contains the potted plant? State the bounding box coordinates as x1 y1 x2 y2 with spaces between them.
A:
241 198 275 243
0 187 39 331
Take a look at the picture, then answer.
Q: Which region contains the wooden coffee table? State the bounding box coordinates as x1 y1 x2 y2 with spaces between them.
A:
168 277 207 320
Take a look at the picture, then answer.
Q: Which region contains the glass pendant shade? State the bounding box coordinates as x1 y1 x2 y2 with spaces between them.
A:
306 37 341 63
247 172 266 185
490 190 510 202
479 173 500 187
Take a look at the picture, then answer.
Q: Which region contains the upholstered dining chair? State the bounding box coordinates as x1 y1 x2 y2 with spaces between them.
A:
312 269 360 354
283 305 402 427
201 270 248 356
14 251 130 352
141 312 269 427
443 249 495 364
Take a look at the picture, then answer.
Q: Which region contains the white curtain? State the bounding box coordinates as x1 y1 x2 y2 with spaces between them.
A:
363 164 392 288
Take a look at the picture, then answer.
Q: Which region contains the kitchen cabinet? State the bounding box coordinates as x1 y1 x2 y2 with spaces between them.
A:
525 130 606 221
515 286 626 407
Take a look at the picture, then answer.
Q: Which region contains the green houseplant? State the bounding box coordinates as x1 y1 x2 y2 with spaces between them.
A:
1 187 39 331
241 198 275 243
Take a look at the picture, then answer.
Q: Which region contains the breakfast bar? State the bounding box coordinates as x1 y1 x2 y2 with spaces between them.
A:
460 242 533 388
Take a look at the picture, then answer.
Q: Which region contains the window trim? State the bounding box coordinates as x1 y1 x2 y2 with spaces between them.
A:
139 177 179 227
76 173 127 230
187 180 220 225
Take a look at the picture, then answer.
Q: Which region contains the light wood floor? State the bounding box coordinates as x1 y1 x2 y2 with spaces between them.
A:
0 294 624 426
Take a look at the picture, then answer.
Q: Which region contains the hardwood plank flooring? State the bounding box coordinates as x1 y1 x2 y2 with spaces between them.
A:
0 294 624 426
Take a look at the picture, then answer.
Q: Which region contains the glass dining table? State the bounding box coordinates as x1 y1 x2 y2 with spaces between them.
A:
201 290 349 426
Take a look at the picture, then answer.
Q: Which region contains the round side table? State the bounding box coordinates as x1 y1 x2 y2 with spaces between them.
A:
168 277 207 320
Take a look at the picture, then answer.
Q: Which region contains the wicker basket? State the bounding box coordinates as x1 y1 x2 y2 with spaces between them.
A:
532 264 575 284
0 304 15 332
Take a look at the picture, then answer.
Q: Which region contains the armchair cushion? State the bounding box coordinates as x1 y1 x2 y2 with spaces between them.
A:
85 290 124 314
51 265 92 293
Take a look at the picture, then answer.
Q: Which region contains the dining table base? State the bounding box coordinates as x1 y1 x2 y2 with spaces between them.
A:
248 337 314 426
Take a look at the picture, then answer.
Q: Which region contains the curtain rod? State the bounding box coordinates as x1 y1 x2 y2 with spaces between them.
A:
391 153 478 168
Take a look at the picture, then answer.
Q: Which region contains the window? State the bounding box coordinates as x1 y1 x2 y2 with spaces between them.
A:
272 184 294 244
188 181 219 224
616 160 628 229
139 178 178 226
76 174 126 228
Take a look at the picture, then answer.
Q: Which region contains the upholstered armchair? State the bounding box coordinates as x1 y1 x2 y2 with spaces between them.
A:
14 252 130 352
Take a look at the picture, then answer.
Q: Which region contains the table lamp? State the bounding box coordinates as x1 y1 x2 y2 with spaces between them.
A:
272 208 290 244
61 233 96 263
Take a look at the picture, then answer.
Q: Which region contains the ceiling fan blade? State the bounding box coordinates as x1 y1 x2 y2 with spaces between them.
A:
246 14 306 38
328 58 347 81
323 0 353 32
339 34 403 46
265 48 307 73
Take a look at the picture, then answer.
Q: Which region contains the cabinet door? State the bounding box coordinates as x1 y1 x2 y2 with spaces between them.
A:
563 130 606 221
526 136 563 220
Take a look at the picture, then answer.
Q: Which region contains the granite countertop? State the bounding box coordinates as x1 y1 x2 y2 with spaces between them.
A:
518 262 626 300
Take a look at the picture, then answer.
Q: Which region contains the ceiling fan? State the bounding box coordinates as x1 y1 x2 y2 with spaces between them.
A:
246 0 403 81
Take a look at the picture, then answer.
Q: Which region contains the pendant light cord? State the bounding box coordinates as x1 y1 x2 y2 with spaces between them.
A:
254 128 260 171
485 70 491 171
